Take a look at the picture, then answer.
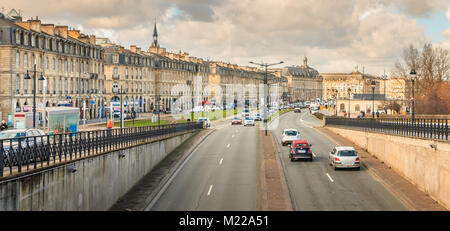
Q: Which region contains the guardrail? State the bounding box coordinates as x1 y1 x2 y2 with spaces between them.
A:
325 117 449 141
0 122 203 178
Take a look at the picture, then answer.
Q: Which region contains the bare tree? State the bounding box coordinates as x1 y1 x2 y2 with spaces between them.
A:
392 43 450 93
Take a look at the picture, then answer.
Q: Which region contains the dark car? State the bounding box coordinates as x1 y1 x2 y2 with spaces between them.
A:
289 140 313 162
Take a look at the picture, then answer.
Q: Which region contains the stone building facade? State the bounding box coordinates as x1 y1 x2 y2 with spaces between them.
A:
321 66 382 101
278 56 323 103
0 13 105 122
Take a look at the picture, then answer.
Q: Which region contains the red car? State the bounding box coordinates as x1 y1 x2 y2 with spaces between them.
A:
289 140 313 162
231 117 242 125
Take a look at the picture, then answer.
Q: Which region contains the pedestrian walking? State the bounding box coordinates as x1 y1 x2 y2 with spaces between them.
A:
1 120 8 131
106 119 113 136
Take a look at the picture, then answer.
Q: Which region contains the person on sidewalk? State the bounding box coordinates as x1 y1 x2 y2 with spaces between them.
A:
1 120 8 131
106 119 113 136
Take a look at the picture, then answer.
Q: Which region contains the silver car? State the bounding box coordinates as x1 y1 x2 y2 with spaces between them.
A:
329 146 360 170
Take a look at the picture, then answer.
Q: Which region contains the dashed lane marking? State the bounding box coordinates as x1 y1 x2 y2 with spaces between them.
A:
326 173 334 182
207 185 214 196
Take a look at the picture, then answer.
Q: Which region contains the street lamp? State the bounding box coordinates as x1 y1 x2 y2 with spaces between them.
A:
347 88 351 118
25 64 45 128
186 80 194 122
249 61 284 136
410 69 417 122
332 89 338 117
118 86 126 129
371 80 376 119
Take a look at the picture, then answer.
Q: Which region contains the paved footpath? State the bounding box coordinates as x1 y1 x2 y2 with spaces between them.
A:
316 126 447 211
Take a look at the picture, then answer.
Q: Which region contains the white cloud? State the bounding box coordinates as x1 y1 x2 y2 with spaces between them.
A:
447 7 450 20
2 0 439 75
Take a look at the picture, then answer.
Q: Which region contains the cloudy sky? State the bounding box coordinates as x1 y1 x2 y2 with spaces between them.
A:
2 0 450 75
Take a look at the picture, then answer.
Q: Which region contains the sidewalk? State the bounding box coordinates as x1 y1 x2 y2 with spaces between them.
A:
315 126 447 211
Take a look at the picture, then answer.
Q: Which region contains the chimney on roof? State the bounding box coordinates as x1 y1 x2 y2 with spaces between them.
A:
89 35 96 45
55 26 68 39
130 45 137 53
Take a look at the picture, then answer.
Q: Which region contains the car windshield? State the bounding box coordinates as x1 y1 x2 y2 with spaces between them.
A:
245 117 252 120
338 150 356 156
285 131 298 136
295 143 307 147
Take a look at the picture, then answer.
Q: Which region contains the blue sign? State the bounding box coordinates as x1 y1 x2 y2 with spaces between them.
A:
90 100 95 105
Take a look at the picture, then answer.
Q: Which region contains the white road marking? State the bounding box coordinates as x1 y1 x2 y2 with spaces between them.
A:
227 143 231 148
219 158 223 165
232 134 235 138
207 185 214 196
326 173 334 183
312 152 316 157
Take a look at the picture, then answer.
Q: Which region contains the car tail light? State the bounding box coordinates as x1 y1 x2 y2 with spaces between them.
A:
355 157 360 162
292 150 296 154
334 157 341 162
308 149 312 153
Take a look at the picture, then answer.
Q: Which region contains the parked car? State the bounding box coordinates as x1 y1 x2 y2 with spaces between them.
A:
243 117 255 126
311 107 320 114
197 117 211 127
0 129 47 165
231 117 242 125
289 140 313 161
294 107 301 113
281 128 300 146
329 146 360 170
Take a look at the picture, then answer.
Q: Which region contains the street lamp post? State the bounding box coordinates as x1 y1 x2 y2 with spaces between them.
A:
371 80 376 119
347 88 351 118
25 64 45 129
118 86 125 129
410 69 417 122
249 61 284 136
186 80 194 122
334 89 338 117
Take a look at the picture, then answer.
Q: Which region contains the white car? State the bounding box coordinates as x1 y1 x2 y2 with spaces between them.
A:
311 107 320 114
242 109 250 117
243 117 255 126
281 129 300 146
197 117 211 127
329 146 360 170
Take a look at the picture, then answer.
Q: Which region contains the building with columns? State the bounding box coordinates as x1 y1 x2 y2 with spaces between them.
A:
275 56 323 103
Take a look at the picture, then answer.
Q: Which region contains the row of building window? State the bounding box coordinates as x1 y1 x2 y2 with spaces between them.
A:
15 29 102 59
15 51 104 74
14 74 104 95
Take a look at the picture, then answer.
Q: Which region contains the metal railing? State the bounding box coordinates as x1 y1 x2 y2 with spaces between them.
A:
325 117 449 141
0 122 202 178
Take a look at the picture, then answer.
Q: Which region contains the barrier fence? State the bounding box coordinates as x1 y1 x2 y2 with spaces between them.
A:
325 117 449 141
0 122 203 178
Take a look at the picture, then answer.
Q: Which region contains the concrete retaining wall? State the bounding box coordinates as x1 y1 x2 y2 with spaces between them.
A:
0 131 197 211
327 127 450 209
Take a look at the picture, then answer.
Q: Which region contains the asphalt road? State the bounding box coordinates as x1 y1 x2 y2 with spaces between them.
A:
273 111 408 210
150 118 259 210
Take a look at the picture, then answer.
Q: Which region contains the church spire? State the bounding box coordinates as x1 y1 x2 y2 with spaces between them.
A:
152 21 159 48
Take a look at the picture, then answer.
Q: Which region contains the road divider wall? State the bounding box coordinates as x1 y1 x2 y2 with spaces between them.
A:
0 131 198 211
327 126 450 209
